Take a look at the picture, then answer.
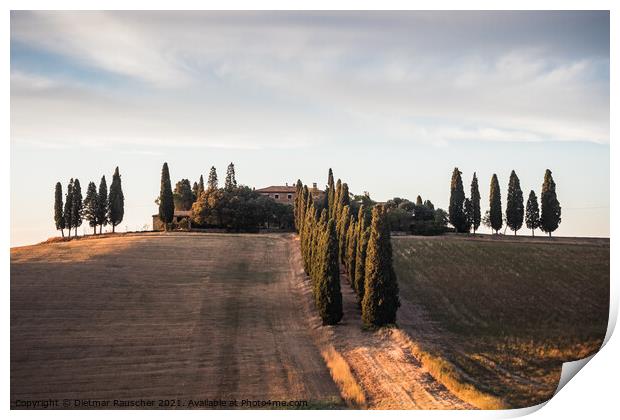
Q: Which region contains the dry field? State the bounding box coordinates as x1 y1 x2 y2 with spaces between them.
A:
392 234 610 408
11 233 342 409
11 232 609 410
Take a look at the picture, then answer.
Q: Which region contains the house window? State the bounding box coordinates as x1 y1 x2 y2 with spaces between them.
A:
275 194 279 199
287 194 292 200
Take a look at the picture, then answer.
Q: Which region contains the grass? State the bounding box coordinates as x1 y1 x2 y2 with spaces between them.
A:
321 346 367 408
392 234 609 408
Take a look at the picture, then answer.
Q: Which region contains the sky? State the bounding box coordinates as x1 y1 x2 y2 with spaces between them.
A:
10 11 610 246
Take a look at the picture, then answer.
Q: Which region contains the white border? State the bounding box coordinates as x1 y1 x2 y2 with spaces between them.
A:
4 2 616 420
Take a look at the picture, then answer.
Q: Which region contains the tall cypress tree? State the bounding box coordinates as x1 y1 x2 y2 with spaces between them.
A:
159 162 174 231
108 167 124 233
470 172 481 233
54 182 65 237
540 169 561 237
207 166 218 190
83 181 98 235
64 178 74 239
192 181 200 201
416 195 423 206
346 217 358 285
449 168 467 232
327 168 335 218
96 176 108 234
224 162 237 191
198 175 205 195
71 178 83 237
315 219 343 325
362 205 400 327
294 180 303 232
337 205 351 262
489 174 502 234
353 205 367 301
506 170 524 235
525 190 540 237
333 179 342 223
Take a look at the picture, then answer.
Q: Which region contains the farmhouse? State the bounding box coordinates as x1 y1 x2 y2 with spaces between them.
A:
152 210 192 231
256 182 323 205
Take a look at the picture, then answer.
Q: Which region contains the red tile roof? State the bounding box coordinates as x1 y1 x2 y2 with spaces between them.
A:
256 186 297 193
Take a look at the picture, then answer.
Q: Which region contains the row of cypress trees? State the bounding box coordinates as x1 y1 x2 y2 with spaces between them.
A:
449 168 561 236
295 169 400 328
53 167 124 238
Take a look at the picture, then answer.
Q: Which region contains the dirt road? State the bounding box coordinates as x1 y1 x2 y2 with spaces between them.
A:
11 233 341 408
287 236 474 410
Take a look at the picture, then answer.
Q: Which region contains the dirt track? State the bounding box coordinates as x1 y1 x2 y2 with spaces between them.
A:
11 233 341 408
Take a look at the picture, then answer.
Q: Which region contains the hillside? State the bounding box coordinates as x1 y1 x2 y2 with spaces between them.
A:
392 234 609 408
11 233 342 409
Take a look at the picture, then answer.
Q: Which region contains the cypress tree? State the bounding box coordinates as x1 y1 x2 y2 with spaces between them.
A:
346 218 358 285
198 175 205 195
96 176 108 234
463 198 473 232
333 179 342 223
83 181 98 235
63 178 74 239
525 190 540 237
315 219 343 325
159 162 174 231
506 170 524 235
362 205 400 327
294 180 303 232
449 168 467 232
416 195 423 206
71 178 83 237
338 205 351 262
108 167 124 233
489 174 502 234
192 181 200 201
224 162 237 191
355 227 370 304
470 172 481 233
54 182 65 237
540 169 561 237
327 168 335 218
207 166 218 190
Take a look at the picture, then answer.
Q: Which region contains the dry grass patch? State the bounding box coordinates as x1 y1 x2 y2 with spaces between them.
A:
321 346 366 408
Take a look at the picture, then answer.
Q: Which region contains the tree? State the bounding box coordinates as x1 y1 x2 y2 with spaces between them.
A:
525 190 540 237
362 205 400 327
540 169 561 237
463 198 473 233
159 163 174 231
327 168 335 218
314 219 343 325
224 162 237 191
449 168 467 232
63 179 74 239
337 205 351 262
198 175 205 195
96 176 108 234
333 179 342 222
416 195 423 206
173 179 194 211
54 182 65 237
506 170 524 235
192 181 200 201
353 205 366 299
207 166 218 191
346 217 358 286
83 181 98 235
71 178 83 237
489 174 502 234
470 173 481 233
294 180 303 232
108 167 124 233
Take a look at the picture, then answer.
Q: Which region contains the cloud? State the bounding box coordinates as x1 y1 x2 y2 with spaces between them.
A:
10 11 610 148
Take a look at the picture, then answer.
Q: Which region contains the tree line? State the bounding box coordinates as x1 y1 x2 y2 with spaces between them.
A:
449 168 561 237
53 167 124 238
157 162 293 231
295 168 400 328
